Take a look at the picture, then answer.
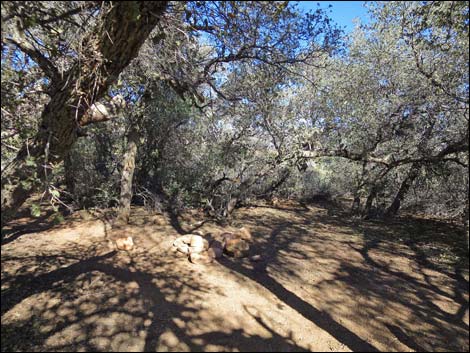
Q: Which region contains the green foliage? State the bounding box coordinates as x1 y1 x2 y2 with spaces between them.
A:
30 203 41 218
51 213 64 225
1 1 467 222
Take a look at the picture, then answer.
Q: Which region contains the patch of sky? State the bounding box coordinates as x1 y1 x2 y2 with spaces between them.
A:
296 1 370 34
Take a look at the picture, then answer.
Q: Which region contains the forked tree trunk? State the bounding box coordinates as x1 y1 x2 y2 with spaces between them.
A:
1 2 168 226
385 163 421 217
117 128 139 223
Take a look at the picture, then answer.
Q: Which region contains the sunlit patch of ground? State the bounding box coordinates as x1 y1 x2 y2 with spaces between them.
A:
1 201 468 352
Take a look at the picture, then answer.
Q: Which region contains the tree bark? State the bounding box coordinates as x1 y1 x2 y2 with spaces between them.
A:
63 151 75 196
362 185 378 219
351 195 361 214
117 128 139 223
385 163 421 217
1 2 168 225
464 203 469 249
260 169 291 199
225 196 238 217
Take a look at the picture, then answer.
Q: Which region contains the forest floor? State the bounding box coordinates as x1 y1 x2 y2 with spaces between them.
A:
1 200 469 352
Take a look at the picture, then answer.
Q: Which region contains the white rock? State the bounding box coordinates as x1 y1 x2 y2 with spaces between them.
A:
115 236 134 251
190 234 209 249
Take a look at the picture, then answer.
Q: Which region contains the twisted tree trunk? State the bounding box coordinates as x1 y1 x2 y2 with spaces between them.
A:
1 2 168 225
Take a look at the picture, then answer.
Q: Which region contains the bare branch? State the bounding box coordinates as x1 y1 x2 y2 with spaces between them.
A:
4 36 60 81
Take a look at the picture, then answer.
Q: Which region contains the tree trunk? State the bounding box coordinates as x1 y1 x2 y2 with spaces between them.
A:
1 139 48 225
464 204 469 250
64 152 75 196
1 2 168 226
464 183 469 250
362 186 378 219
351 195 361 214
260 169 291 199
117 128 139 223
385 163 421 217
226 196 238 217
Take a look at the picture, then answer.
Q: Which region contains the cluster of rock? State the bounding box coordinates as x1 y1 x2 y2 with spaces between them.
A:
113 227 261 264
172 227 253 264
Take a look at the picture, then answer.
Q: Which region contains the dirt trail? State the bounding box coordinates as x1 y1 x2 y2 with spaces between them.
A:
1 202 468 352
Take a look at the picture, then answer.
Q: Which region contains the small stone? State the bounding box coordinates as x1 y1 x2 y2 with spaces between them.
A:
235 226 252 241
156 217 167 226
126 281 140 290
220 232 235 238
115 236 134 251
250 254 263 262
224 238 249 258
271 197 280 207
79 210 93 220
221 232 236 243
109 297 119 304
189 252 213 264
149 215 163 225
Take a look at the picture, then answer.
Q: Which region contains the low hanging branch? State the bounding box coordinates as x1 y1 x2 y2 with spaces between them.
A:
301 138 469 169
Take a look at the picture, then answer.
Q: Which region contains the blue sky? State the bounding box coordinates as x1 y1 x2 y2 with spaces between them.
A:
296 1 370 33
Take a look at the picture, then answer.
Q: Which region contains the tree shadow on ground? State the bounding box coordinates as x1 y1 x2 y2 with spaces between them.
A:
216 222 379 352
1 202 468 351
1 208 56 246
224 202 469 351
1 241 314 352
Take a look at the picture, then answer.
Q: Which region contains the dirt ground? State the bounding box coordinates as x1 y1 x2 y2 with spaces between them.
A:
1 201 469 352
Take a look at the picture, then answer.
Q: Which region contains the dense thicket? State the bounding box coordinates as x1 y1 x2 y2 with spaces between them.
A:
1 1 468 233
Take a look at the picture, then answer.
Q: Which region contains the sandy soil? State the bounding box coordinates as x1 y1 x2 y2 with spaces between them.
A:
1 201 468 352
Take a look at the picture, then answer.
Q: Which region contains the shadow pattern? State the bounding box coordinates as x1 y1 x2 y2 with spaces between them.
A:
1 201 469 352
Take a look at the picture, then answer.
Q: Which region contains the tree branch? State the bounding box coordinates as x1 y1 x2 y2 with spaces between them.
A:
4 36 60 81
301 138 469 169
